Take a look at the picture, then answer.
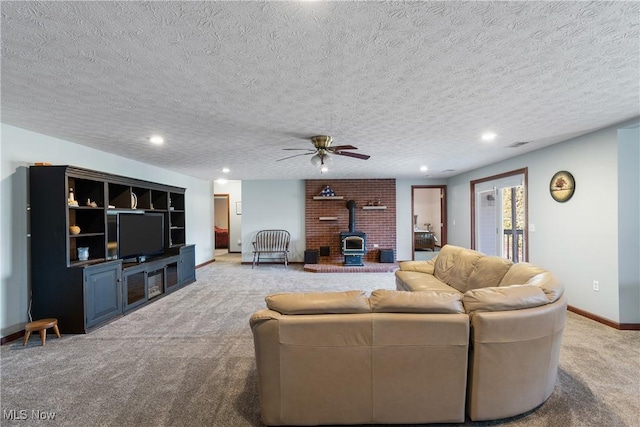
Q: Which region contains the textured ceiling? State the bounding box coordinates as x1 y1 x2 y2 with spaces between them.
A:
2 1 639 181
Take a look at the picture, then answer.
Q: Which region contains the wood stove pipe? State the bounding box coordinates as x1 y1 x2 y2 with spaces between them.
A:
347 200 356 232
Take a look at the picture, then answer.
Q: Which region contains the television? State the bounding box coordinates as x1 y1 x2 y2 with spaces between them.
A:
117 212 165 261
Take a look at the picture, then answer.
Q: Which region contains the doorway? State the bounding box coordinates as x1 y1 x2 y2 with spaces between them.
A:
412 185 447 261
214 194 230 256
471 168 528 262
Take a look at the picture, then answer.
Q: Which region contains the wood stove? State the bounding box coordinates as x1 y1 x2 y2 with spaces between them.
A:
340 200 366 266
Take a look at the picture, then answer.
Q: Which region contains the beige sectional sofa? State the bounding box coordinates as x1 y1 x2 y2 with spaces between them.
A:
397 245 567 421
250 245 567 425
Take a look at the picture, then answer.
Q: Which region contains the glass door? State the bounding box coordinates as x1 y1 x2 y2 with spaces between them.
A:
471 169 528 262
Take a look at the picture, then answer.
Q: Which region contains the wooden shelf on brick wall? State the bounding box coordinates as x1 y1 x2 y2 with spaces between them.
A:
362 206 387 210
319 217 338 221
313 196 344 200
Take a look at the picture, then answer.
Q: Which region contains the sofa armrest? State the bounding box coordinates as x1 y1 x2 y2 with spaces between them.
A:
250 309 283 426
525 272 564 302
466 295 567 421
250 308 282 327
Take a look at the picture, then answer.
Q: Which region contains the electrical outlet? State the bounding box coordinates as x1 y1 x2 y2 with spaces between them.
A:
373 244 379 248
593 281 599 292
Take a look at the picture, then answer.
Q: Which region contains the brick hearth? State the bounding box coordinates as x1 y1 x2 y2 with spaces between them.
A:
304 262 398 273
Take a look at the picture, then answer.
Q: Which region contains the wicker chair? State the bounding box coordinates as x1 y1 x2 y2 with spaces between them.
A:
252 229 291 268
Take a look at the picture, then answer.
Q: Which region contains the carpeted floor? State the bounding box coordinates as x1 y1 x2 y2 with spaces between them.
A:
1 253 638 426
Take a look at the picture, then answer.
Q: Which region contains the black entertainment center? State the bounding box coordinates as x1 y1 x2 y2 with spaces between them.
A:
29 165 196 333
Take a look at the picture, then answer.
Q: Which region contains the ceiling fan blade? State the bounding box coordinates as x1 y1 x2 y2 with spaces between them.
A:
334 151 371 160
329 145 358 151
276 152 315 162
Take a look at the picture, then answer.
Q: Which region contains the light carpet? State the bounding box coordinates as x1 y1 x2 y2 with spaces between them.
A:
1 253 638 426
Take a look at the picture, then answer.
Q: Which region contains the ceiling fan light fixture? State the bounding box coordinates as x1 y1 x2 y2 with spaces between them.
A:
277 135 369 166
310 153 322 168
310 152 332 168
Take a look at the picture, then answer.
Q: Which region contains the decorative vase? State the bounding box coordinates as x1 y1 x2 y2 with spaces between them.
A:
69 225 81 235
77 247 89 261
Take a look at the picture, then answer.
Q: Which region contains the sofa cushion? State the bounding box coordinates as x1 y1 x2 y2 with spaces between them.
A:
266 290 370 315
396 270 460 293
398 258 437 274
462 284 549 313
499 262 547 287
434 245 483 292
466 256 513 292
370 289 465 314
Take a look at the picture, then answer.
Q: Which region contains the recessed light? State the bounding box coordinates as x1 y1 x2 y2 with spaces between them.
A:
149 135 164 145
222 168 230 173
420 166 428 172
215 178 228 184
481 132 497 142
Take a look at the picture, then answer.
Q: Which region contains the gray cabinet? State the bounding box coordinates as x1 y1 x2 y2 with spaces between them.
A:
84 261 122 329
180 245 196 285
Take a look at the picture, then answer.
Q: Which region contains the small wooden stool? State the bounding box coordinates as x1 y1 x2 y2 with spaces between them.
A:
23 318 61 346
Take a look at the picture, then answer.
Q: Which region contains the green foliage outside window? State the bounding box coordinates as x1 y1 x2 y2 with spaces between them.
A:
502 186 525 230
502 185 525 261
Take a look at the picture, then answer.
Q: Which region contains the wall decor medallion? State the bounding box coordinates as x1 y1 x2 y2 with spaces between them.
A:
549 171 575 202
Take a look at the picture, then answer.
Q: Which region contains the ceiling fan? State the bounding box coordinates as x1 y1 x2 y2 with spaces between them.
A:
276 135 370 172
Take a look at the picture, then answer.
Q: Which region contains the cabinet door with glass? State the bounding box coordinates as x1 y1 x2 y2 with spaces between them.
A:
122 265 147 312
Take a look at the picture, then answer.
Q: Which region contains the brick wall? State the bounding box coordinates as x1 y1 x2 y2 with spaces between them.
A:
305 179 396 263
